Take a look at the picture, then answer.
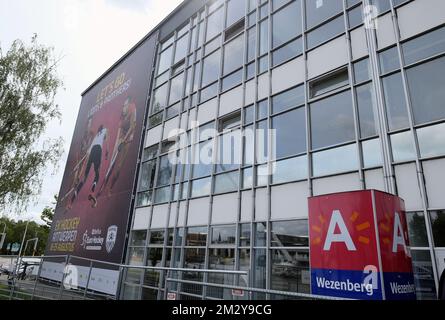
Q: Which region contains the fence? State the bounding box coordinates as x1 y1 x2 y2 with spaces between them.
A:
0 254 349 301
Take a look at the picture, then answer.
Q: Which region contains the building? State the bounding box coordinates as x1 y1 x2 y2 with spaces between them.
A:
49 0 445 300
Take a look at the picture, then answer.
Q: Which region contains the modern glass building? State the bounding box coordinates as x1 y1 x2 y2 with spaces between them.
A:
85 0 445 300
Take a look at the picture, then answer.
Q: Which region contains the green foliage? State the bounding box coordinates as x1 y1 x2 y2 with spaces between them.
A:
0 217 49 256
40 194 57 229
0 35 63 212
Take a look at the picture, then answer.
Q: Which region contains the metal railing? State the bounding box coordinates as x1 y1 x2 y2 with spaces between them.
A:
0 254 351 300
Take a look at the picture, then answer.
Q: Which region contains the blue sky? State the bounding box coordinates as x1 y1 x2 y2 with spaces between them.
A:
0 0 182 223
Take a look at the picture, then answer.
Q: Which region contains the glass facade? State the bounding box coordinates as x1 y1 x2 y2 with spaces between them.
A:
123 0 445 300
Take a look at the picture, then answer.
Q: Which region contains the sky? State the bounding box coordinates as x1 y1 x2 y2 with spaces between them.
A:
0 0 183 223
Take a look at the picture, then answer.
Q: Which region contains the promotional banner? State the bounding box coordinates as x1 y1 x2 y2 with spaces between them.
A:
45 32 157 272
309 190 416 300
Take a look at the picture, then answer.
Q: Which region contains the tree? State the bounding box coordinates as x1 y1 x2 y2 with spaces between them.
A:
41 194 57 229
0 35 64 211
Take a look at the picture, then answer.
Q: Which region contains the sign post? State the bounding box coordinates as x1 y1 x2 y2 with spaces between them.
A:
309 190 416 300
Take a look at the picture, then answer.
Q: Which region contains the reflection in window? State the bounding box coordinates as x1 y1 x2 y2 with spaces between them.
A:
169 72 184 105
202 50 221 87
271 249 310 294
402 26 445 65
356 83 378 138
242 167 253 189
271 220 308 247
411 250 437 300
240 224 251 247
158 46 173 75
223 34 244 75
259 19 269 55
208 248 236 298
206 8 223 40
272 37 303 67
130 230 147 246
382 72 409 131
157 155 173 187
186 226 208 246
154 186 171 203
379 46 399 74
272 155 308 184
226 0 245 27
192 141 213 178
406 56 445 125
310 68 349 98
139 159 157 191
312 144 358 176
362 139 382 168
430 210 445 247
174 35 188 64
211 225 237 245
272 108 306 159
152 83 168 114
305 0 343 29
254 249 267 291
272 0 302 48
191 177 211 197
256 222 267 247
417 123 445 158
214 171 239 194
353 58 371 84
306 15 344 50
272 85 305 114
390 131 416 162
406 212 429 247
310 90 355 149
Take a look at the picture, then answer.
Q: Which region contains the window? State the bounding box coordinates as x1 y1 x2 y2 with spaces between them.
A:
242 167 253 188
272 108 306 159
256 120 269 163
157 155 173 187
382 72 409 131
406 212 429 247
157 46 173 75
166 102 180 119
256 100 268 120
379 46 399 74
223 34 244 75
152 83 168 114
186 226 208 246
169 72 184 105
402 26 445 65
258 55 268 73
174 35 188 64
272 155 307 183
240 224 251 246
310 90 355 149
312 143 358 176
362 138 382 168
272 0 302 48
244 105 254 124
192 141 213 178
226 0 245 27
225 19 245 42
272 37 303 66
222 69 243 91
139 159 157 191
247 27 256 62
205 36 220 55
309 68 349 98
305 0 343 29
219 111 241 132
255 222 267 247
370 0 391 14
417 123 445 158
390 131 416 162
217 130 241 172
143 145 158 161
154 186 171 203
200 83 218 102
211 225 237 245
406 56 445 125
206 7 223 40
271 249 310 293
149 230 165 245
130 230 147 246
353 58 371 84
202 50 221 87
430 210 445 247
307 15 344 49
259 19 269 55
136 191 153 207
356 83 378 138
191 176 211 197
272 85 305 114
347 4 363 29
214 171 239 193
271 220 308 247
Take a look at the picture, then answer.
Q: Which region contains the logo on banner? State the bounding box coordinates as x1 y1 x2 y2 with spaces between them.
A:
106 225 118 253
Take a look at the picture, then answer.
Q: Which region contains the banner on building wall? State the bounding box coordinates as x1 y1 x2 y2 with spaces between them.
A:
309 190 416 300
43 33 158 293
